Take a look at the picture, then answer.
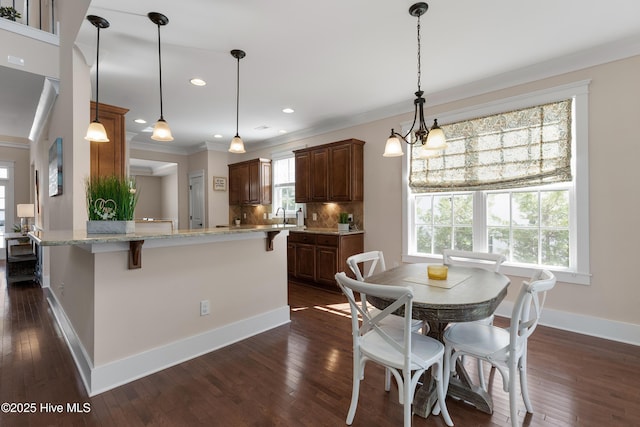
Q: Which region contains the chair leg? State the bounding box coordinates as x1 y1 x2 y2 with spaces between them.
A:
434 360 454 426
346 356 361 425
477 359 486 390
402 369 412 427
508 362 519 427
519 353 533 413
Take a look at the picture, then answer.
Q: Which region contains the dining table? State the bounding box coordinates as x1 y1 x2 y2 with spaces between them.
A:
366 262 510 418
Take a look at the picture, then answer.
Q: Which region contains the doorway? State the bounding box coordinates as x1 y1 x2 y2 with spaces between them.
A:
189 171 205 229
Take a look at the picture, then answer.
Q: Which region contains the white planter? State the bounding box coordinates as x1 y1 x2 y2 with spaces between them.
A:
338 223 350 232
87 220 135 234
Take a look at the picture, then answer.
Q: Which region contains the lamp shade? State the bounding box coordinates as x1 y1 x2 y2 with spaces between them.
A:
228 135 246 154
151 118 174 141
17 204 35 218
383 135 404 157
423 122 447 150
84 121 110 142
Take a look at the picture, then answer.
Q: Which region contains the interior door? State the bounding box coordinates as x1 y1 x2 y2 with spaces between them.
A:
189 171 205 229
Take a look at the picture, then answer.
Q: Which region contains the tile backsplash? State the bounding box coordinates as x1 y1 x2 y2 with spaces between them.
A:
229 202 363 230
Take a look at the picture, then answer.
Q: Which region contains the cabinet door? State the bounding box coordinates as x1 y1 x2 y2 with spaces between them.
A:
90 102 129 178
248 161 260 203
328 143 352 201
295 152 311 203
228 164 246 205
260 161 272 205
316 245 338 286
295 243 316 281
310 148 328 201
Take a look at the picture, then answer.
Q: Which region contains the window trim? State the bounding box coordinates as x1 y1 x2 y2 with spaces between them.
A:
401 80 591 285
270 152 297 217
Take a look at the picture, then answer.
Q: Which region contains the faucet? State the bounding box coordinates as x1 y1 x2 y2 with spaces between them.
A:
275 207 286 225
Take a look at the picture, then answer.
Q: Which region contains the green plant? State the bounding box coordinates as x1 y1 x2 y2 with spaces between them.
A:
85 175 139 221
0 6 21 21
338 212 349 224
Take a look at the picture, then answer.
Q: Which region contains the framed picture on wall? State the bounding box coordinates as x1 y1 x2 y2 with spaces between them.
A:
49 137 63 197
213 176 227 191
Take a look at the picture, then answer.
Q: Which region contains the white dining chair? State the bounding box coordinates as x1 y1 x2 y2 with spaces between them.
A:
441 269 556 427
335 272 454 427
442 249 506 388
347 251 425 391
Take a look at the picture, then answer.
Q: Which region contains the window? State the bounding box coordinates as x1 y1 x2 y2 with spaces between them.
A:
272 156 296 214
0 162 15 258
403 81 591 284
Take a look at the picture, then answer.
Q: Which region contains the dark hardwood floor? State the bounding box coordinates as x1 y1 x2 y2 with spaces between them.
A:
1 265 639 426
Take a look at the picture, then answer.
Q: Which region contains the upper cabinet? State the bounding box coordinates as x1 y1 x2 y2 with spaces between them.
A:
89 101 129 178
294 139 365 203
228 158 272 205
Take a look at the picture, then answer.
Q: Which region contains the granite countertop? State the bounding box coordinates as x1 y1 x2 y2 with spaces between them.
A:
29 224 303 246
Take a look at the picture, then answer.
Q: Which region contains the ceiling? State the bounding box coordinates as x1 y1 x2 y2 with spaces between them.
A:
3 0 640 154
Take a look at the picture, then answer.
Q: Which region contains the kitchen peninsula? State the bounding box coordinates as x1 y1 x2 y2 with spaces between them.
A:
30 225 297 396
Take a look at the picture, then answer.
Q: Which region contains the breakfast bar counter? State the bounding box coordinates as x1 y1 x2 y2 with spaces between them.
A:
33 224 296 396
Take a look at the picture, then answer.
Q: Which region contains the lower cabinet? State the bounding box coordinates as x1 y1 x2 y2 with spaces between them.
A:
287 231 364 289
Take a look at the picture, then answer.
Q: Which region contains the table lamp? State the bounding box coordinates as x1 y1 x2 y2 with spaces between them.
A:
17 204 35 235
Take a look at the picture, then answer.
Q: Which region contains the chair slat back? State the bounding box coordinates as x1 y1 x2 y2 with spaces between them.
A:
510 269 556 348
335 272 414 361
442 249 506 273
347 251 386 281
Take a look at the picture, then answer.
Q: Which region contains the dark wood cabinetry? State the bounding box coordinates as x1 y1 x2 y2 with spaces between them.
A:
287 231 363 289
228 158 271 205
294 139 364 203
89 101 128 178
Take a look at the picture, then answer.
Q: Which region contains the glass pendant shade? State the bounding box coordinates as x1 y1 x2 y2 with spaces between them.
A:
383 134 404 157
85 120 109 142
151 118 174 141
228 135 246 153
423 120 447 150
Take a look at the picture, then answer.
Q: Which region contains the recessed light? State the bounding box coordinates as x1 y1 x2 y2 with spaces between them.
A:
134 118 147 124
282 108 294 114
190 78 206 86
279 129 287 134
213 134 223 139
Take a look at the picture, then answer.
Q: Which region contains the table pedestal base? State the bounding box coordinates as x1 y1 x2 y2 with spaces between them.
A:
412 360 494 418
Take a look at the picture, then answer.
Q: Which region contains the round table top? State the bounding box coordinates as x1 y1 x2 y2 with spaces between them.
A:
366 263 510 323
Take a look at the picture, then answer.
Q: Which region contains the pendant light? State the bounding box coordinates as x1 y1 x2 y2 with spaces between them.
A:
148 12 174 142
228 49 246 154
84 15 110 142
383 2 446 157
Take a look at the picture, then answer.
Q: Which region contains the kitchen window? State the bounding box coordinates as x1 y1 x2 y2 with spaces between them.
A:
403 81 591 284
272 156 296 215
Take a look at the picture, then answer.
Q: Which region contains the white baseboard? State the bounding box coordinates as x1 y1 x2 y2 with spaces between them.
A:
494 302 640 346
45 288 290 396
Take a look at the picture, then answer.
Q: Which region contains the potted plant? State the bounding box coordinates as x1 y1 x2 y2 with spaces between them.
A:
0 6 21 21
85 175 139 234
234 217 241 226
338 212 350 232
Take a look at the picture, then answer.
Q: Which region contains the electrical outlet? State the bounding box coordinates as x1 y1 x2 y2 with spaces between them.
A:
243 213 247 219
263 213 267 219
347 214 353 222
312 213 318 221
200 300 210 316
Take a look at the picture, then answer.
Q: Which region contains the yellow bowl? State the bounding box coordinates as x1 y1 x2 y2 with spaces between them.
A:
427 265 448 280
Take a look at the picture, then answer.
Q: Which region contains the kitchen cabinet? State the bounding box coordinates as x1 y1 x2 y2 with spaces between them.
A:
228 158 271 205
294 138 364 203
89 101 129 178
287 231 364 289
